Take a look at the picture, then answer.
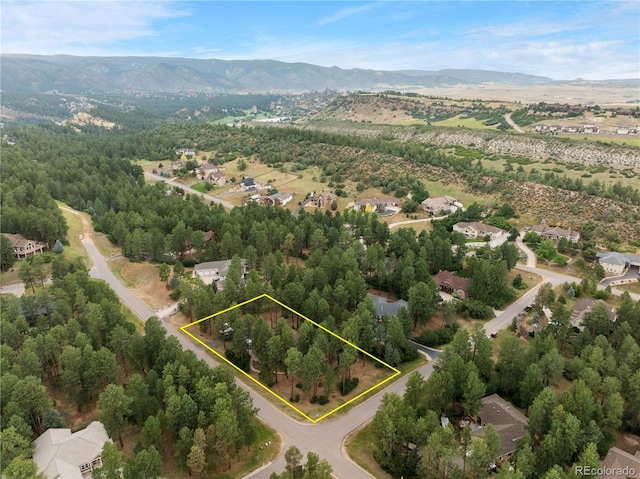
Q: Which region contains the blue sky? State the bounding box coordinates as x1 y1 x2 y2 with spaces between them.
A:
1 1 638 80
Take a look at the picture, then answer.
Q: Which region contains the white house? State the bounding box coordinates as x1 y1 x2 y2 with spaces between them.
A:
452 222 506 240
33 421 111 479
596 252 640 276
421 196 461 216
193 259 248 289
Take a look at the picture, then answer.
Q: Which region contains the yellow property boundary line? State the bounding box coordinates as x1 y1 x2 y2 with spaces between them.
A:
180 293 400 423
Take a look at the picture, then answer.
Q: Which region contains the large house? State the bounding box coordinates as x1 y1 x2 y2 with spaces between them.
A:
370 294 408 321
4 233 47 259
193 259 248 290
433 271 472 299
471 394 528 463
176 148 196 157
599 447 640 479
570 299 616 331
353 197 401 213
421 196 461 216
197 163 228 186
453 222 506 241
314 191 338 208
239 178 258 191
268 192 293 206
531 224 580 244
33 421 110 479
596 251 640 276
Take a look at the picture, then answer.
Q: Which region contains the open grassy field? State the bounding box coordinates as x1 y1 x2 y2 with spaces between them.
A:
430 115 500 130
556 134 640 148
345 420 393 479
57 202 92 267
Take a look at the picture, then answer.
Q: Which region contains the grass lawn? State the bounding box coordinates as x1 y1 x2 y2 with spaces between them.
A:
345 420 393 479
615 280 640 295
58 202 93 267
556 134 640 148
190 181 218 194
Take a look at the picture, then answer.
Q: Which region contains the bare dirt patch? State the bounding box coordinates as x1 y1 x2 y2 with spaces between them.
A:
110 258 173 311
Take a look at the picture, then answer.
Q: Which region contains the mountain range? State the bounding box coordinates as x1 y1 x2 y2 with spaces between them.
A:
0 54 570 95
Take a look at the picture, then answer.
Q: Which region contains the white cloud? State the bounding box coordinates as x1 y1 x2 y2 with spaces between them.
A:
1 1 189 55
316 2 381 26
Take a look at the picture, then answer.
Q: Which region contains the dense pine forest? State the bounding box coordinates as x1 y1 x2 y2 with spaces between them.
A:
1 116 639 479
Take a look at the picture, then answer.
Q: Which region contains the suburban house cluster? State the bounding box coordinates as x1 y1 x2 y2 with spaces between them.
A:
533 123 639 136
4 232 47 259
197 163 229 187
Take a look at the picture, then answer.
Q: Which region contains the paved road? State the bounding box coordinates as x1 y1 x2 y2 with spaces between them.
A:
51 205 640 478
515 234 537 267
505 113 524 133
143 172 235 210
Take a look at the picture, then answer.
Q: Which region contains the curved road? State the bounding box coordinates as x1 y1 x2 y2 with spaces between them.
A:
143 172 235 210
505 113 524 133
30 205 635 478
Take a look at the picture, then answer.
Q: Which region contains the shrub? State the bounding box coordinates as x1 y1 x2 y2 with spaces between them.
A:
225 349 250 372
169 290 181 300
414 322 460 347
340 377 360 396
310 395 318 404
318 395 329 405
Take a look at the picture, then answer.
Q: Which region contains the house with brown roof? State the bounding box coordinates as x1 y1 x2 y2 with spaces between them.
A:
4 233 47 259
570 299 616 331
197 163 219 179
33 421 111 479
599 447 640 479
421 196 461 216
315 191 338 208
453 222 506 241
471 394 528 463
433 271 472 299
531 224 580 243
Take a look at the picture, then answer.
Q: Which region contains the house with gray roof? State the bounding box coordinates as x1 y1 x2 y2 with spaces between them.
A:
33 421 110 479
599 447 640 479
472 394 528 463
369 294 408 321
531 224 580 243
193 259 248 289
570 298 616 331
596 251 640 276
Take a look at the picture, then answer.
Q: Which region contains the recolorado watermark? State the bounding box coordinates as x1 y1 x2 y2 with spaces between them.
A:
574 465 636 477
